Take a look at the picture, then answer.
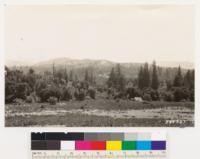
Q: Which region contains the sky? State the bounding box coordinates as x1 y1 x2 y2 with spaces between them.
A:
5 4 195 64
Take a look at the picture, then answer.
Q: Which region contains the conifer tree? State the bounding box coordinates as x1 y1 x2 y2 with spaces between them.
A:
151 61 159 90
69 70 73 81
90 71 94 84
183 70 191 88
190 70 195 89
64 66 68 82
52 63 55 77
107 64 125 91
75 74 78 82
85 69 89 82
184 70 195 89
138 66 144 89
143 62 150 88
107 67 115 88
173 66 183 87
115 64 125 91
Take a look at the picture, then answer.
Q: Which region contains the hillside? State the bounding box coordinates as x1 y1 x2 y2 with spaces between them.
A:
6 57 194 85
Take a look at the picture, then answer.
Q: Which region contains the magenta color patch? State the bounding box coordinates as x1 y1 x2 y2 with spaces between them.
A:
75 141 91 150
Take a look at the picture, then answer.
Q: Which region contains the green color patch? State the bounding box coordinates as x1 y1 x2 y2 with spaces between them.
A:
122 141 136 150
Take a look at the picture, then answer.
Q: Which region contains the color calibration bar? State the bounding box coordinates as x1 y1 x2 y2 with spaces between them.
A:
32 140 166 151
31 132 166 151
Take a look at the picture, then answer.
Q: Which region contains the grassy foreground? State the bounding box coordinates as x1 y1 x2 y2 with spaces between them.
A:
5 99 194 127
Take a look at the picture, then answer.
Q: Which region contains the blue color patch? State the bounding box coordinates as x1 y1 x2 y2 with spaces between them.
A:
136 141 151 150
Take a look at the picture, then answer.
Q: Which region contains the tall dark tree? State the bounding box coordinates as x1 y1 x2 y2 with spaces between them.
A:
35 79 47 96
138 63 150 89
64 66 68 82
143 62 150 88
107 67 115 88
28 68 35 74
55 70 63 81
64 72 68 83
84 69 89 82
89 71 95 84
115 64 125 91
118 75 125 91
26 68 36 91
173 66 183 87
75 74 78 82
190 70 195 89
69 70 74 81
52 63 55 77
151 61 159 90
183 70 191 88
138 66 144 89
107 64 125 91
184 70 195 89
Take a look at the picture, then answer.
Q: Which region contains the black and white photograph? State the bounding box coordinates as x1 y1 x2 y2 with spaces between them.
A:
5 4 195 127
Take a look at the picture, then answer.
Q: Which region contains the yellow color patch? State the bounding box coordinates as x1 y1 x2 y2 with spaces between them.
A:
106 141 122 150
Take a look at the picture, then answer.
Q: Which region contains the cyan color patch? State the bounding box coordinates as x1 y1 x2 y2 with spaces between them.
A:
136 141 151 150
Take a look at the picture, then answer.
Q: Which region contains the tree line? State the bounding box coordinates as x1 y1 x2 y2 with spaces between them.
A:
106 61 194 102
5 66 96 104
5 60 194 105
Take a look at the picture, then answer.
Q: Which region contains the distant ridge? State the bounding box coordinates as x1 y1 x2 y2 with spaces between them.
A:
6 57 194 69
156 61 194 69
6 60 34 67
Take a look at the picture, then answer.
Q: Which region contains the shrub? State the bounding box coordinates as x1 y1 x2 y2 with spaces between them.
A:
173 88 182 102
5 81 31 103
5 81 16 103
62 88 72 101
74 90 78 100
126 87 135 99
35 79 47 96
88 88 96 99
97 87 103 93
26 96 33 103
79 89 86 101
143 93 152 101
135 89 142 97
150 90 160 101
74 89 86 101
163 92 174 102
113 91 125 99
189 89 194 102
39 85 61 102
13 98 24 104
48 97 57 105
17 83 31 100
173 87 189 102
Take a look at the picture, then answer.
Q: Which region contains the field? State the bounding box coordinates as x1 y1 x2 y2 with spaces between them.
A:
5 92 194 127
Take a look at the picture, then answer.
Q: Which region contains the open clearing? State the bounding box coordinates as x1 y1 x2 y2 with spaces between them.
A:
5 98 194 127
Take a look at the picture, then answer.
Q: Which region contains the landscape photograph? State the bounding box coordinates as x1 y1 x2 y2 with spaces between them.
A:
5 4 195 127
